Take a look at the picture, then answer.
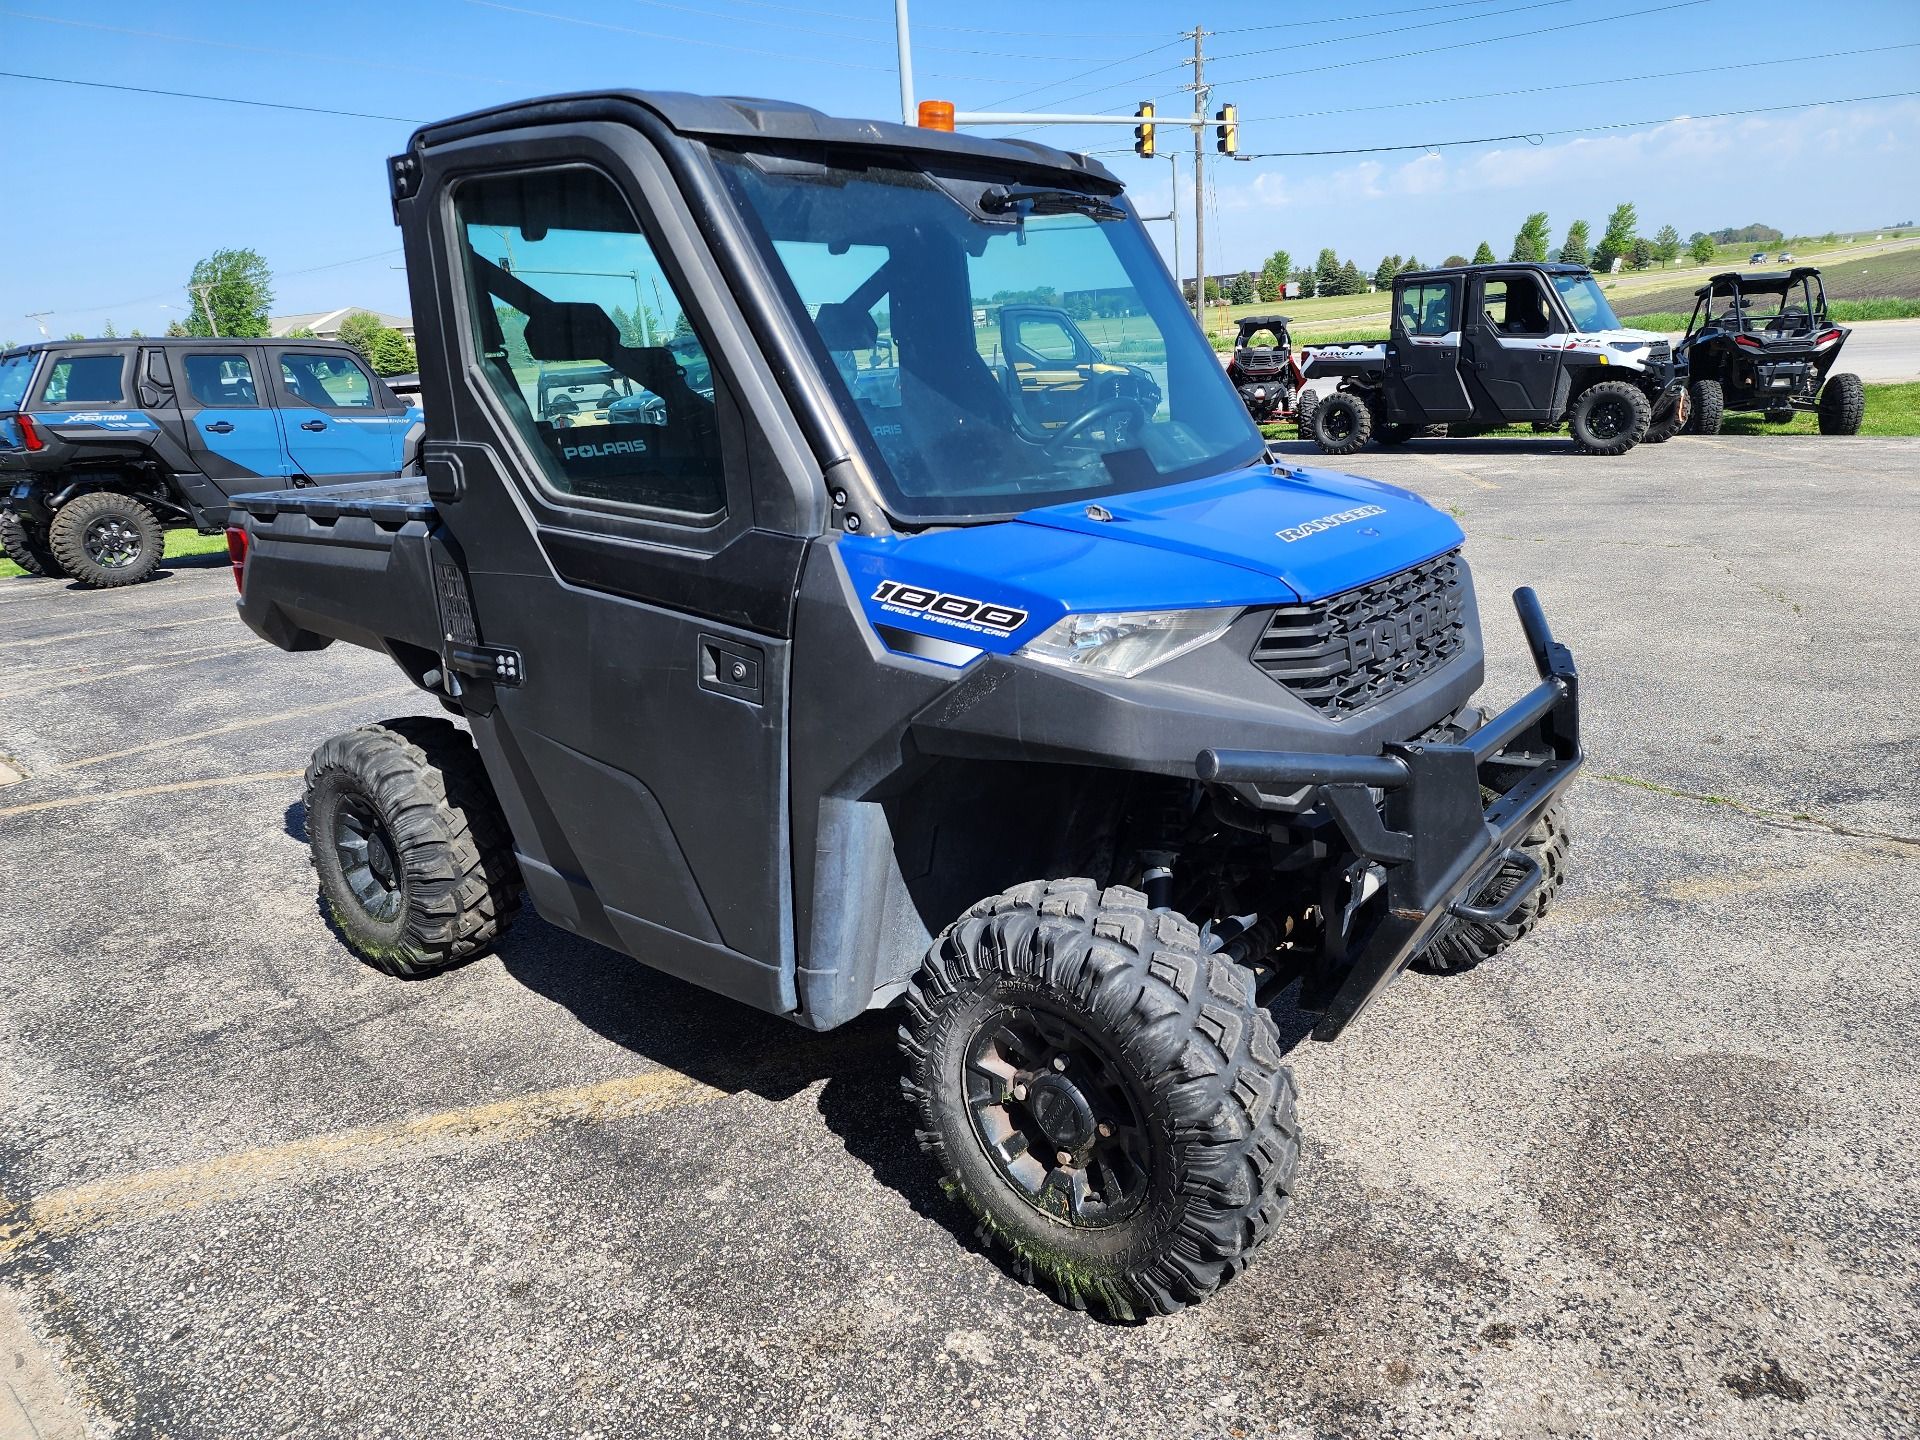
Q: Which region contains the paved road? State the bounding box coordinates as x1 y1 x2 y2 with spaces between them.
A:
1 434 1917 1439
1831 318 1920 383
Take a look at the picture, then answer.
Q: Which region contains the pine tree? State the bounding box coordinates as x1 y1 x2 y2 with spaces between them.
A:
1314 248 1342 295
1653 224 1682 267
1338 259 1365 295
1471 240 1496 264
1373 254 1401 290
1558 220 1591 265
1509 212 1551 263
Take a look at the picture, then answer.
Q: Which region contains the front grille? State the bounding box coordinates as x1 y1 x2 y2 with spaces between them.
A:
1252 550 1468 718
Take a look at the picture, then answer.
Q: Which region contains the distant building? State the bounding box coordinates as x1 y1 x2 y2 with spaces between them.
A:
269 308 415 342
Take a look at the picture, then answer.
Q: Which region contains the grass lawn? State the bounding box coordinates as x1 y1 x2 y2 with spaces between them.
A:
0 527 228 582
1267 381 1920 442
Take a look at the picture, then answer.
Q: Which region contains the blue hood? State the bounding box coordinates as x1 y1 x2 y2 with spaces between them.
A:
840 461 1463 665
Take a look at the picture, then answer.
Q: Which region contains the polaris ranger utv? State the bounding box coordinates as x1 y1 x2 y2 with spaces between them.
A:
227 90 1584 1320
1298 262 1686 456
0 337 422 587
1678 268 1863 434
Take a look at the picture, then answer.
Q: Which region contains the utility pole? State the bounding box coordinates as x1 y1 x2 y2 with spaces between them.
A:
191 283 219 337
894 0 915 125
1189 26 1208 330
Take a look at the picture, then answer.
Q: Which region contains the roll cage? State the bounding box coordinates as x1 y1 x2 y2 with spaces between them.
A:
1685 268 1831 341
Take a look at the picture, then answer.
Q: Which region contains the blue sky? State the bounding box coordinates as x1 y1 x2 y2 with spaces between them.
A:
2 0 1915 341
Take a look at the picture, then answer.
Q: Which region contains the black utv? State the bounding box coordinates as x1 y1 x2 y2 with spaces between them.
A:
1224 314 1303 424
228 88 1585 1320
1678 269 1863 434
1297 262 1687 456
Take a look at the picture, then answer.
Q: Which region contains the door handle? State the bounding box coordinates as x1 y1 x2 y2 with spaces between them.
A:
300 420 327 431
205 420 234 433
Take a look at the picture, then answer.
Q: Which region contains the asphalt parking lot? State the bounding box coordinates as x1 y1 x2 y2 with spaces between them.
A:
2 433 1917 1440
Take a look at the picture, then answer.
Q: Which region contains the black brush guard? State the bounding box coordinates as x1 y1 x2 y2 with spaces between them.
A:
1197 587 1582 1041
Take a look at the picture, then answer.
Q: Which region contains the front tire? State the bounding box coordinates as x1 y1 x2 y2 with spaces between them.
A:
1643 387 1691 444
1686 378 1724 435
901 880 1300 1321
304 717 522 976
1415 802 1571 975
0 511 64 578
1306 391 1373 455
47 492 164 588
1818 372 1864 435
1567 380 1651 455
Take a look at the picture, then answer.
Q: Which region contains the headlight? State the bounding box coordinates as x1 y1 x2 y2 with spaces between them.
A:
1018 608 1240 678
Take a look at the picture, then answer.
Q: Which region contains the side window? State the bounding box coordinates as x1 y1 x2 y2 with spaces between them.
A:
1016 316 1078 362
1396 282 1455 337
280 352 376 409
455 165 726 520
41 353 126 406
182 353 261 408
1484 276 1554 337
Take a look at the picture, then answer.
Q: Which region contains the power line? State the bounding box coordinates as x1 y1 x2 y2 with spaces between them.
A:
1212 0 1499 33
618 0 1135 58
0 9 513 86
1205 0 1574 70
1241 40 1920 124
979 39 1189 110
0 70 423 122
38 250 406 325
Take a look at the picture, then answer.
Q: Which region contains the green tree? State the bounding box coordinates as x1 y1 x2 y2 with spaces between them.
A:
1228 271 1256 306
1372 254 1401 290
1509 211 1551 263
1471 240 1496 265
64 332 85 341
165 318 191 337
495 306 532 369
284 325 318 340
335 310 385 359
184 248 273 337
1593 203 1639 272
1338 259 1365 295
1627 235 1656 271
1259 249 1292 300
1314 247 1343 295
102 319 118 338
1399 255 1422 273
1652 224 1682 267
1442 253 1469 268
1292 266 1316 296
1558 219 1591 265
368 328 417 376
1688 232 1717 265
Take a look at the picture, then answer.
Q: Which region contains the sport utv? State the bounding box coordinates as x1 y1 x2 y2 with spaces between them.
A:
1223 314 1305 424
227 90 1584 1320
1678 269 1863 434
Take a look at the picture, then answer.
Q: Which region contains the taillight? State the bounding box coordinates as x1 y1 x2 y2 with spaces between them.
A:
15 414 44 451
1815 329 1842 347
1734 335 1762 351
225 525 249 593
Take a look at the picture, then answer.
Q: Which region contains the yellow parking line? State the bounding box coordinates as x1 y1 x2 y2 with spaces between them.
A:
0 769 302 820
53 691 412 771
0 1067 723 1255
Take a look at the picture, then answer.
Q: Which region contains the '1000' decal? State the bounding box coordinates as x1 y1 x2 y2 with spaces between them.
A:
870 581 1029 635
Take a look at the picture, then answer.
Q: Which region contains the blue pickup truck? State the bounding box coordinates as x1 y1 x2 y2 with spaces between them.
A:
0 336 422 587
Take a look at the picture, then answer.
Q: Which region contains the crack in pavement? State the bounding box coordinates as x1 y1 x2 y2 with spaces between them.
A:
1595 772 1920 849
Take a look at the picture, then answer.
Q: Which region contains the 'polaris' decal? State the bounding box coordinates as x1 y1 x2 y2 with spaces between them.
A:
561 437 648 460
870 581 1028 635
1276 504 1387 543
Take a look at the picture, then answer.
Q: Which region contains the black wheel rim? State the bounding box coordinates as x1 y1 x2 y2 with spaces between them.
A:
334 796 403 922
1323 406 1354 440
963 1003 1152 1228
1588 398 1629 440
83 515 143 568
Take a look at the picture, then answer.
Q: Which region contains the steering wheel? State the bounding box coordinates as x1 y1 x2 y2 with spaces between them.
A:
1042 397 1150 457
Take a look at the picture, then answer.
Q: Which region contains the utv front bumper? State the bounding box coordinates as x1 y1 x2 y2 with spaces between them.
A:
1197 586 1582 1041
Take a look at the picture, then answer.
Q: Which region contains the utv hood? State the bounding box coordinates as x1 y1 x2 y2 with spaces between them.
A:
839 462 1464 665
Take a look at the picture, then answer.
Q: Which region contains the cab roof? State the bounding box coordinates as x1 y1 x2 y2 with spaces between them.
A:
402 89 1121 192
1694 267 1822 297
0 336 360 361
1396 261 1597 284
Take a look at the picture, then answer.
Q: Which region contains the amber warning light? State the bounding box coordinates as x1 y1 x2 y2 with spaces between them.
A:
917 99 955 132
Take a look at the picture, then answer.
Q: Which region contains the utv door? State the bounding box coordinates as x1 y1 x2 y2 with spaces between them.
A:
419 130 814 1011
176 347 295 491
269 345 413 480
1463 271 1565 420
1389 278 1471 421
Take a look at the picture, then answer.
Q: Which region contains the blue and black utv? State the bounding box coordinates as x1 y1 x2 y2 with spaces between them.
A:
227 90 1584 1320
0 336 421 586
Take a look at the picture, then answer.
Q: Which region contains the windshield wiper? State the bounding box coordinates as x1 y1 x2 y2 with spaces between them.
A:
977 185 1125 223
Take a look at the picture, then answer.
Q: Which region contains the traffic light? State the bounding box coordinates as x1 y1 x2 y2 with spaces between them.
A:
1215 103 1238 155
1133 101 1155 159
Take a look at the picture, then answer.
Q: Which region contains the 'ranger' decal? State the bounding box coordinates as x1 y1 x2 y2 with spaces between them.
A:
1276 504 1387 543
871 581 1028 635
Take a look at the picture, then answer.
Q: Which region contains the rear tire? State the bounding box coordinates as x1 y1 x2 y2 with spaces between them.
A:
1415 802 1571 975
1764 407 1795 425
0 511 64 578
1306 391 1373 455
304 717 523 976
1686 378 1724 435
1817 372 1864 436
47 491 164 588
901 879 1300 1321
1567 380 1650 456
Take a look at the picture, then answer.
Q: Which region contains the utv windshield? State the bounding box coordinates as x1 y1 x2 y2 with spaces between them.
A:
0 353 36 411
714 151 1263 520
1551 274 1625 333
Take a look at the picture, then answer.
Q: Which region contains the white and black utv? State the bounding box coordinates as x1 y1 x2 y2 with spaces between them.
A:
1297 262 1687 456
